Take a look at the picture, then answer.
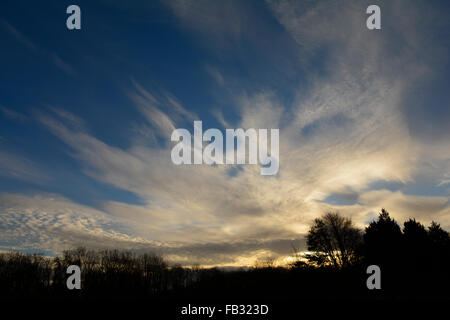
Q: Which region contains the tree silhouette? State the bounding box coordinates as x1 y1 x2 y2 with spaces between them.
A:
426 221 450 273
364 209 403 269
403 218 429 269
305 212 363 268
403 218 428 243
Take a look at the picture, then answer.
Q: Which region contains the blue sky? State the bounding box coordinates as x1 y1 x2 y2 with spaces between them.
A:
0 0 449 266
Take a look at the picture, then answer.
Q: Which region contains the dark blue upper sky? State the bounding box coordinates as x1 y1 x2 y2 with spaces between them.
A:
0 0 307 208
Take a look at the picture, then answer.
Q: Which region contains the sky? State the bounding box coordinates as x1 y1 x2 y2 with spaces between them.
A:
0 0 449 266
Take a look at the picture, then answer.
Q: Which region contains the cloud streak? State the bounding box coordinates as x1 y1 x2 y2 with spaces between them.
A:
1 19 76 76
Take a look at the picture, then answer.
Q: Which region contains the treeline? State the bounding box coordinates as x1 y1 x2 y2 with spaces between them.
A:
304 209 450 271
364 209 450 281
302 209 450 298
0 209 449 300
0 248 205 298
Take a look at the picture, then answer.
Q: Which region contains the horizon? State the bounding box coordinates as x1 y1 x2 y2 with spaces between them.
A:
1 210 445 269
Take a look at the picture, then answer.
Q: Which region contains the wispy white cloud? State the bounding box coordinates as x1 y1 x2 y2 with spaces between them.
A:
46 105 86 131
205 65 225 87
0 193 160 254
129 79 197 142
1 19 76 76
0 106 27 122
51 54 77 76
0 152 48 183
1 19 38 52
